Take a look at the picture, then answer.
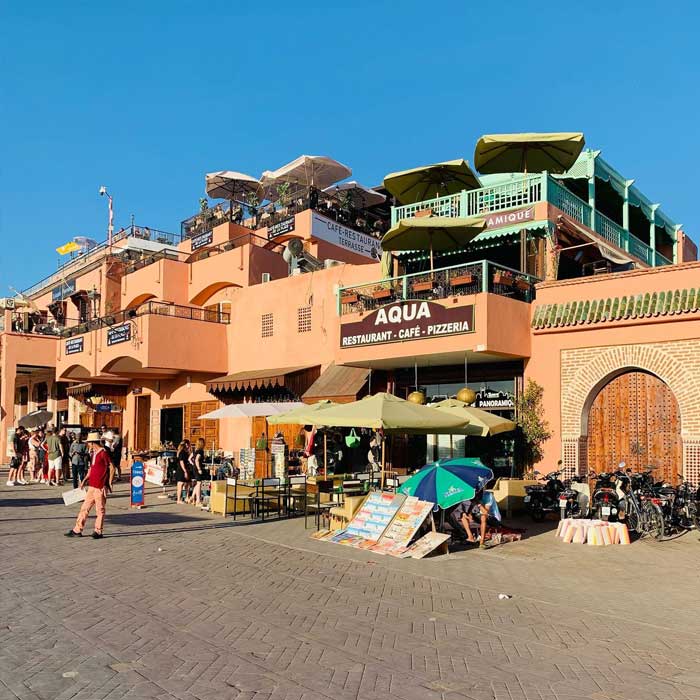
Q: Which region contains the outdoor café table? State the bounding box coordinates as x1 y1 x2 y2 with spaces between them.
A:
251 479 286 520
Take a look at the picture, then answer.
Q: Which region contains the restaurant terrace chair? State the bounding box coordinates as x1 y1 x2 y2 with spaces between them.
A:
256 477 282 521
285 474 308 517
305 479 334 530
218 477 254 519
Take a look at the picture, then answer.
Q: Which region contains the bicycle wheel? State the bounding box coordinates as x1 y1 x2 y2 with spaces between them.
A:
625 503 640 534
643 502 665 541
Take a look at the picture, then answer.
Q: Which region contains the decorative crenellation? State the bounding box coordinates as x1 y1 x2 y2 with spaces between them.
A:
532 288 700 329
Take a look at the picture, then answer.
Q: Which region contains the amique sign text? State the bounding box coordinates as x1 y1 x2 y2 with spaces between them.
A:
340 300 474 348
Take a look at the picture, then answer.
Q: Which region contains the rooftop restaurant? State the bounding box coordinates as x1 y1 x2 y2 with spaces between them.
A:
3 132 700 506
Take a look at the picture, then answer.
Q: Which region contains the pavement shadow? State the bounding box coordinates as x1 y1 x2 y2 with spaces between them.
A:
0 496 63 508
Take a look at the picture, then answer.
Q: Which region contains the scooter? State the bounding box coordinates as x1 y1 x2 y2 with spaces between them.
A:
524 470 565 522
559 473 591 520
590 463 627 521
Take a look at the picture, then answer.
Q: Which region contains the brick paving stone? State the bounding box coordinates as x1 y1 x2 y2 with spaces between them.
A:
2 481 700 700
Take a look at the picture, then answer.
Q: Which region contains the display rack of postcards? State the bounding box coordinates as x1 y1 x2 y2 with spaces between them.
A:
238 448 256 480
271 442 286 479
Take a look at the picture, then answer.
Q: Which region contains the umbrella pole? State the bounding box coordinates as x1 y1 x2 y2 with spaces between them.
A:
324 432 327 479
381 437 386 490
450 434 453 459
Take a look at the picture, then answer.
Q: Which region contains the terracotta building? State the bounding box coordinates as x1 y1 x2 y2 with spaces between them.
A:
1 149 696 481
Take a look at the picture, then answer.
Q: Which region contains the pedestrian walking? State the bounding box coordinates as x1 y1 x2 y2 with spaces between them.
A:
109 427 123 480
59 427 71 483
69 432 89 489
65 432 114 540
6 427 27 486
46 428 63 486
27 428 41 482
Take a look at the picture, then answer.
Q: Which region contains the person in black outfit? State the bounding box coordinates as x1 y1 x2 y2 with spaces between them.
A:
69 433 89 489
191 437 206 506
109 427 123 480
175 441 191 504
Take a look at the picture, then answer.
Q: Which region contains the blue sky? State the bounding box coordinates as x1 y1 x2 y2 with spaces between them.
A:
1 0 698 291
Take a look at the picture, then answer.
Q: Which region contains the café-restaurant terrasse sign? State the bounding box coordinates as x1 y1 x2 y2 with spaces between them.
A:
340 300 474 348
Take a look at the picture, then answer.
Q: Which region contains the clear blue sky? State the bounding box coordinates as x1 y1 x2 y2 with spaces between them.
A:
1 0 698 291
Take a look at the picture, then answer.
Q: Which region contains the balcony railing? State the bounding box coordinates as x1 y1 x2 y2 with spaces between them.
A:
22 224 184 298
61 301 230 338
337 260 537 316
391 174 673 268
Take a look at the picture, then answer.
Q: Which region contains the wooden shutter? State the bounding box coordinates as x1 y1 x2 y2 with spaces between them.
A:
184 401 220 449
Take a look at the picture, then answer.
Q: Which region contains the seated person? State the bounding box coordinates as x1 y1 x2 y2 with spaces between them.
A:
449 489 501 548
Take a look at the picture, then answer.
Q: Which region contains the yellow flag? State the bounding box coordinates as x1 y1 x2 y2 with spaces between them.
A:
56 241 81 255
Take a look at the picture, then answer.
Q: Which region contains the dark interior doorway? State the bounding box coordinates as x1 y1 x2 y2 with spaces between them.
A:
160 406 183 447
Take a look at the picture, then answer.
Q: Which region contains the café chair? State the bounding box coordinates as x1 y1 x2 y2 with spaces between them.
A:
305 479 334 530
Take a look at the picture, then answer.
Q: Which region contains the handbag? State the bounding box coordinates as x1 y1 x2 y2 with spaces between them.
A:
345 428 361 449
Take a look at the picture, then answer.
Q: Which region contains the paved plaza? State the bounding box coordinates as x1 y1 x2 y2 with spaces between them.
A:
2 480 700 700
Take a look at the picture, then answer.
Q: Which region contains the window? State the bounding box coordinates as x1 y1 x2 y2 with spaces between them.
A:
261 313 273 338
297 306 311 333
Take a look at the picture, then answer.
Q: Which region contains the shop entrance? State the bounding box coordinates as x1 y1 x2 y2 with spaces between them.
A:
135 395 152 451
160 406 183 446
586 370 681 482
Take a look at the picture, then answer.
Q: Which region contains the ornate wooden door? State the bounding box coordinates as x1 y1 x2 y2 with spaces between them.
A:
587 371 681 483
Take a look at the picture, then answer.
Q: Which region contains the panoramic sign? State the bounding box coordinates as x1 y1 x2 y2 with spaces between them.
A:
52 279 76 302
474 388 514 410
107 323 131 346
65 337 84 355
485 206 535 230
340 300 474 347
311 212 381 260
191 230 213 251
267 217 296 239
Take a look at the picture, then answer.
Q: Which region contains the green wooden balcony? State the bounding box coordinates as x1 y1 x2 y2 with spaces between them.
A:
391 174 673 268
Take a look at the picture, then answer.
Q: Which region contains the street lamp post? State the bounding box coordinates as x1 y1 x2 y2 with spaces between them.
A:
99 186 114 246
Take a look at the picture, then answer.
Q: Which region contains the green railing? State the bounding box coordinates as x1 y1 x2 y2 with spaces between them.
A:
391 174 671 268
655 251 673 266
337 260 538 316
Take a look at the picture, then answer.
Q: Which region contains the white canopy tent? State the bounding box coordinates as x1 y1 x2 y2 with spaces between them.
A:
261 155 352 195
322 180 386 208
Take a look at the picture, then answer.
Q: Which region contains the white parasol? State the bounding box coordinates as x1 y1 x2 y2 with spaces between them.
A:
261 155 352 196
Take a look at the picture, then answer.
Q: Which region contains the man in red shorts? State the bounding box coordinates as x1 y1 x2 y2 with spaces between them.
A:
65 431 114 540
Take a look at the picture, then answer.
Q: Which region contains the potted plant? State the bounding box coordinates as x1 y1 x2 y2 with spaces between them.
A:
449 271 474 289
245 192 260 225
411 279 434 294
514 276 530 292
372 285 393 300
493 269 514 286
277 182 291 213
341 291 359 305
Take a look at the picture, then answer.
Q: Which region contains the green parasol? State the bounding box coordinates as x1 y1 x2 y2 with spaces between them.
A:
383 159 481 205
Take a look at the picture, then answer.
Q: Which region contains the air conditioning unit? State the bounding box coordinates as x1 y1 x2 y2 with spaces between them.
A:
261 272 272 283
324 259 343 268
0 298 15 309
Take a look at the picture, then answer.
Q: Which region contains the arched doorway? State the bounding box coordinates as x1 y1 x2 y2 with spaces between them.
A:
586 370 681 483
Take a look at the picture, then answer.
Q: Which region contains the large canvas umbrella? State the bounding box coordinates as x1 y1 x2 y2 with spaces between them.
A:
322 181 386 208
381 216 486 271
205 171 264 220
18 410 53 429
433 399 516 436
262 155 352 194
267 400 337 425
383 159 481 205
474 132 585 175
398 458 493 509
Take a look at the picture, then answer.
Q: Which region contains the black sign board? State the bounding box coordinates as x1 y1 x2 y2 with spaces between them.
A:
474 389 514 410
340 300 474 348
267 217 296 239
52 279 76 302
191 230 213 251
107 323 131 346
65 336 84 355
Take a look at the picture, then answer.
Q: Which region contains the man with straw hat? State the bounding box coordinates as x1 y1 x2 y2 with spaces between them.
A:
65 431 115 540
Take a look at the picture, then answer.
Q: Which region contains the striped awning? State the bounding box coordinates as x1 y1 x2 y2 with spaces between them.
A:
206 366 320 393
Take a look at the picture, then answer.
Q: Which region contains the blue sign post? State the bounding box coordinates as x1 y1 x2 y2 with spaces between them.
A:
131 460 145 509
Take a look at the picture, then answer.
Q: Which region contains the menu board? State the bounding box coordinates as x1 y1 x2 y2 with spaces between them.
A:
371 497 434 555
401 531 451 559
342 491 405 542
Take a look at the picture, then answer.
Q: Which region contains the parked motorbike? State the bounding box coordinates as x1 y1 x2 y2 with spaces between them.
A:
670 478 700 531
590 466 626 522
524 470 565 522
559 474 591 520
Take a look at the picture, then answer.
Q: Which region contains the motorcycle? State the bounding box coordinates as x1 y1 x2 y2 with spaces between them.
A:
590 466 626 522
524 470 565 522
559 473 591 520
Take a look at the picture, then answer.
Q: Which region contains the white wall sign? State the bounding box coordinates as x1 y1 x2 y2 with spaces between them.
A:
310 212 382 261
